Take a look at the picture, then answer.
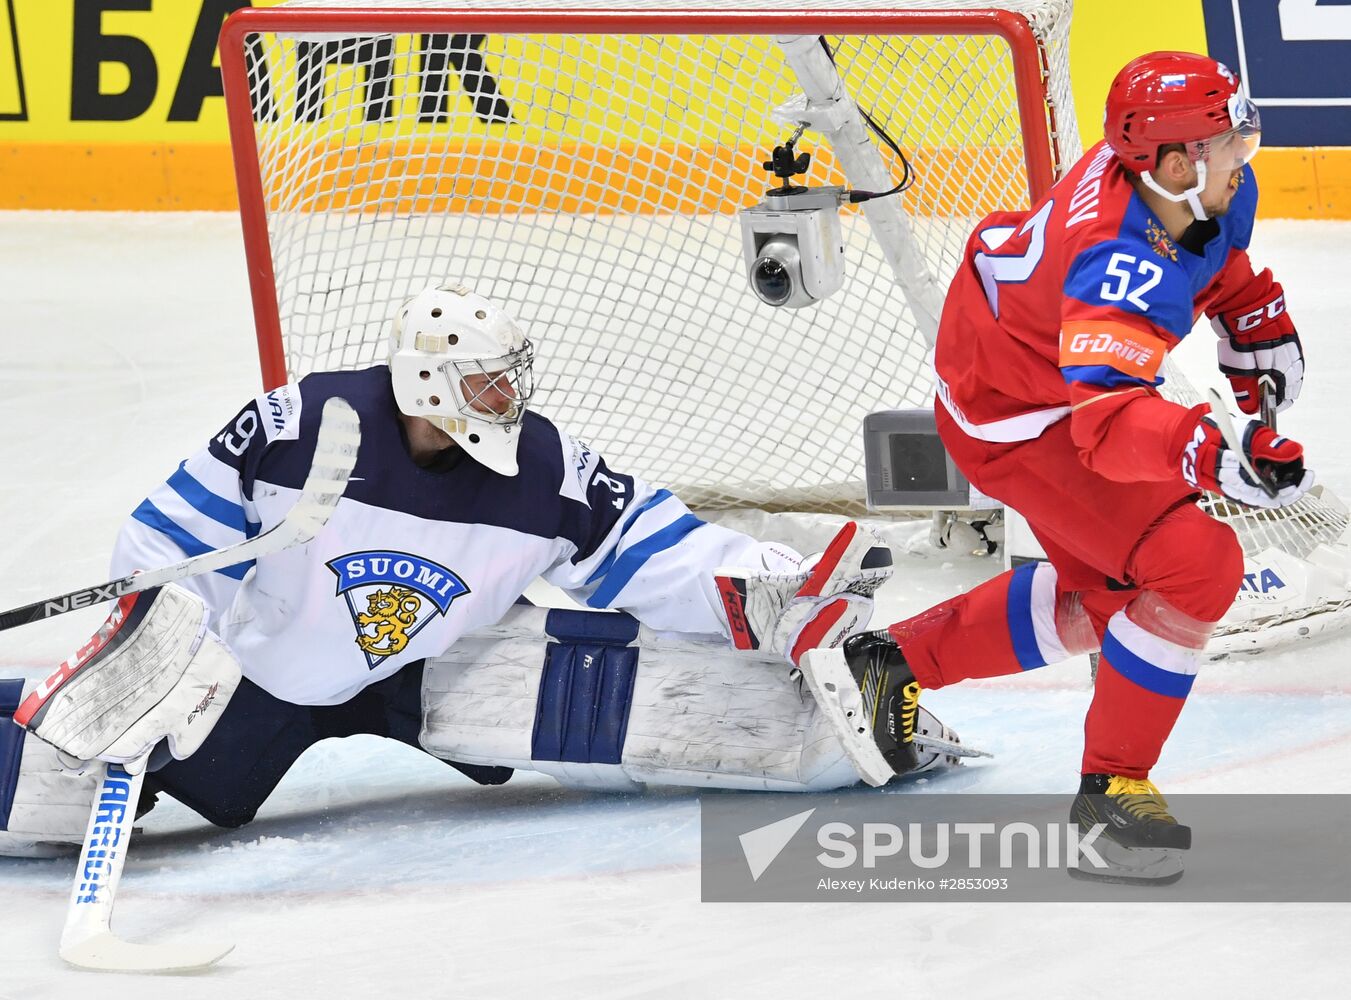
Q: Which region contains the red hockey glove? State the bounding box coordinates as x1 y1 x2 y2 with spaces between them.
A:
1180 414 1313 509
1212 272 1304 415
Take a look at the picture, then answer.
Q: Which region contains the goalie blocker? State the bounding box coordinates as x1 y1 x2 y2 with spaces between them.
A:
1 605 970 852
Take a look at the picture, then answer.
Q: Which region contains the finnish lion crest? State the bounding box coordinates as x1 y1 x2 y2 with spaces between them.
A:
327 551 470 669
354 586 423 656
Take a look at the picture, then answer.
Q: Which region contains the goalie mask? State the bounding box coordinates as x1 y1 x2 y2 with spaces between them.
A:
1105 51 1261 221
389 284 535 476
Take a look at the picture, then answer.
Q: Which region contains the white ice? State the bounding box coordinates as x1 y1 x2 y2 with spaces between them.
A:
1 213 1349 998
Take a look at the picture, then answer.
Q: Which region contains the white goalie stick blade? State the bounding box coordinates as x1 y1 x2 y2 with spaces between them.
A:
60 931 235 975
797 648 894 787
0 396 362 631
59 759 234 973
1205 388 1278 500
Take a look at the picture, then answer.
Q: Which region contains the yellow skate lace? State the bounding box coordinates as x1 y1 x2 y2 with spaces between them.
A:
1105 776 1175 823
899 681 922 744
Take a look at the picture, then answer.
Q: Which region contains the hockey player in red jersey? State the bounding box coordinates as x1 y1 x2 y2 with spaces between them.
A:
831 52 1314 882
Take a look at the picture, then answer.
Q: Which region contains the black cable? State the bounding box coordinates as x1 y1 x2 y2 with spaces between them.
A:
815 35 915 203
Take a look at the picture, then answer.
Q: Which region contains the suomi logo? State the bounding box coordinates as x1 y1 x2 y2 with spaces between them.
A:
327 551 470 668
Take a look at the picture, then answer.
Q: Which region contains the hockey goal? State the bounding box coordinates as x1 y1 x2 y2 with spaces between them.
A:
220 0 1077 513
219 0 1349 648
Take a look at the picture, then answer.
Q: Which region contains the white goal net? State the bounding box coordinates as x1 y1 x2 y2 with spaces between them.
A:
221 0 1349 647
224 0 1076 513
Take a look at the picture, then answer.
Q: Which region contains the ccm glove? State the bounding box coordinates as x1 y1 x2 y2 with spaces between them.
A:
1212 271 1304 414
14 584 241 774
715 521 892 666
1180 414 1313 509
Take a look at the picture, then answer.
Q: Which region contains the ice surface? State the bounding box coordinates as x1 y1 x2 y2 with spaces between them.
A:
1 213 1348 997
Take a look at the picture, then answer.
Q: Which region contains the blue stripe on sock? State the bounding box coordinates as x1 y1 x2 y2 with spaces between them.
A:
585 489 675 585
586 513 703 609
1101 630 1195 699
131 500 253 581
166 463 251 534
1006 561 1045 670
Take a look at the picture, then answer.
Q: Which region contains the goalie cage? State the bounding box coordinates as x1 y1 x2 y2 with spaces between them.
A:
217 0 1351 655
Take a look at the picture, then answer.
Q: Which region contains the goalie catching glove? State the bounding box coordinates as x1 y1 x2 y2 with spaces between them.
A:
1180 412 1313 510
715 521 892 666
14 584 240 774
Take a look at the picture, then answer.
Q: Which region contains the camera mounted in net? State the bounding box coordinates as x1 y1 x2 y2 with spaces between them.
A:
739 134 847 309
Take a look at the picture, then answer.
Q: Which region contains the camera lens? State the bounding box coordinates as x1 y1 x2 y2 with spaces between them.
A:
753 257 793 306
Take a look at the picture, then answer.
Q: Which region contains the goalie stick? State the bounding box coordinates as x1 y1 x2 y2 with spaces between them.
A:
0 396 362 632
58 757 236 973
16 396 361 972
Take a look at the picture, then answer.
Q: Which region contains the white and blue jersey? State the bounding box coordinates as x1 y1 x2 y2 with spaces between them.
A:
111 367 772 705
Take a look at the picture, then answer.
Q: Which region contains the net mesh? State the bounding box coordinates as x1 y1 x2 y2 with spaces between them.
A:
237 0 1076 513
232 1 1344 618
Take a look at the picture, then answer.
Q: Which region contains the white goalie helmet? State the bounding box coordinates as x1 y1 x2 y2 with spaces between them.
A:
388 284 535 476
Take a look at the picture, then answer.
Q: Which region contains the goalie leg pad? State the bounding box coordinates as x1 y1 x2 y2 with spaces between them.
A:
423 607 914 792
1 679 101 858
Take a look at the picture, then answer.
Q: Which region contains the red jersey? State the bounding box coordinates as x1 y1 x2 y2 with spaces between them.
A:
933 140 1276 483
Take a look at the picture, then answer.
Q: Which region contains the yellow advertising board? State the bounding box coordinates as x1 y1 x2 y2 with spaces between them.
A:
0 0 1341 215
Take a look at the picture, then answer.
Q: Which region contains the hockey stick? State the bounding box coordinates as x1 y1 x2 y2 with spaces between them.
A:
1258 373 1279 431
1205 387 1279 500
59 757 234 972
0 396 361 632
39 397 359 972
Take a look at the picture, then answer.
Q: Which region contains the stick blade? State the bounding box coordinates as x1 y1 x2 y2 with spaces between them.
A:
60 931 234 973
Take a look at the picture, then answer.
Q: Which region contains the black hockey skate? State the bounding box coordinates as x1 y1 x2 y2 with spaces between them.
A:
1069 773 1191 885
840 630 924 776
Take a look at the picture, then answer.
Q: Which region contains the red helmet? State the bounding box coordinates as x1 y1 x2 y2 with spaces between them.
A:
1105 51 1260 174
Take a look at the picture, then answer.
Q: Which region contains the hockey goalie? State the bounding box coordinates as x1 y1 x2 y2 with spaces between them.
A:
0 283 968 863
